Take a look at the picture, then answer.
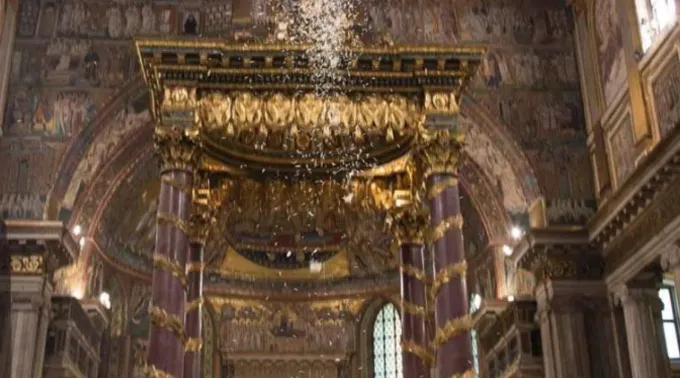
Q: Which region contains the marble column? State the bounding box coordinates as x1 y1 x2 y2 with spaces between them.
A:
535 284 592 378
392 208 430 378
418 130 473 378
184 242 204 378
615 285 670 378
148 132 199 377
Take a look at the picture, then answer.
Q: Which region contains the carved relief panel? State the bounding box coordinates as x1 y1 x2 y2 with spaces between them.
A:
594 0 627 106
608 113 637 187
650 53 680 140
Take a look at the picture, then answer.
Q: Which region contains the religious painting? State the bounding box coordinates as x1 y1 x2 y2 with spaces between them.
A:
609 115 637 186
474 49 578 89
460 187 488 258
595 0 626 105
456 113 529 213
42 39 91 86
0 193 46 220
180 9 200 35
651 55 680 140
6 89 100 138
17 0 39 37
63 103 151 209
217 300 358 354
98 45 136 87
456 0 569 44
38 2 59 37
98 156 160 259
10 43 44 86
0 139 65 194
58 1 108 38
156 6 177 35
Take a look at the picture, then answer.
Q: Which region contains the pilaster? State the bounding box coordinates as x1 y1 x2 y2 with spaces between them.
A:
515 228 610 378
0 220 77 378
614 284 671 378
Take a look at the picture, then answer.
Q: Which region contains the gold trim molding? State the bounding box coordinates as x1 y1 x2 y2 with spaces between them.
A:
428 215 464 244
433 314 473 348
431 260 467 298
152 254 188 288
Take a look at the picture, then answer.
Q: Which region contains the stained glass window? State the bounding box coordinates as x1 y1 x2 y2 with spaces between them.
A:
373 303 403 378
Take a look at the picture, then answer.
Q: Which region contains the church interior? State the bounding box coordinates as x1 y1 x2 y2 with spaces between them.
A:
1 0 680 377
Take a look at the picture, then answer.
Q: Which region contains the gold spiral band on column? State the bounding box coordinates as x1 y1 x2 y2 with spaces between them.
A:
153 255 188 288
431 260 467 298
186 262 205 273
427 177 458 200
140 364 176 378
150 305 186 343
432 314 473 348
427 214 463 244
448 369 476 378
400 264 426 281
401 300 427 317
185 298 203 313
161 176 192 197
157 213 191 235
401 339 434 365
184 337 203 353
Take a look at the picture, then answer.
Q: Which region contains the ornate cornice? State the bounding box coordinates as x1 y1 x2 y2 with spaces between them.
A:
512 228 603 283
588 127 680 257
1 220 77 274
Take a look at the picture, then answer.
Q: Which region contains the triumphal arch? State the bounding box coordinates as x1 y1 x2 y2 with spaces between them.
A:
134 40 482 378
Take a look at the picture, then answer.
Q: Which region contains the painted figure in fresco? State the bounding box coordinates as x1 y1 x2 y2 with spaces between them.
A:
482 51 502 87
106 5 123 38
159 9 173 34
83 49 100 85
596 0 626 104
125 5 141 37
141 4 155 34
39 3 58 37
184 13 198 35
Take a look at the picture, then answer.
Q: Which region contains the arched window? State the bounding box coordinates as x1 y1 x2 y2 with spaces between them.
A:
372 303 403 378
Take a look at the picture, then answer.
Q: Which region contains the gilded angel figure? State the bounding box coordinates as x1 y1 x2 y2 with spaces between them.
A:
264 93 294 131
295 93 323 129
200 93 232 132
233 92 263 131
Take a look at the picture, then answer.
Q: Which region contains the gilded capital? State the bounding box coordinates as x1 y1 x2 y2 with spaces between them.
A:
154 128 201 173
417 129 465 178
388 206 429 245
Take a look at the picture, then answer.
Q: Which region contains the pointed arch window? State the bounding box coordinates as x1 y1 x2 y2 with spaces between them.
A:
372 303 403 378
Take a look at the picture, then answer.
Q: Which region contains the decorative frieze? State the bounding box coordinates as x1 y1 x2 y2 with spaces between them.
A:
514 228 603 283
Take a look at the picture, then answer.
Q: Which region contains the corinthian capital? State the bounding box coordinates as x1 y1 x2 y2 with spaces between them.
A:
416 129 465 177
660 243 680 271
388 206 429 245
154 128 202 173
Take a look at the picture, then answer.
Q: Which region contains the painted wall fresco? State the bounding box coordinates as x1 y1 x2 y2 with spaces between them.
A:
460 186 489 258
609 115 637 186
214 298 363 354
595 0 627 105
652 55 680 140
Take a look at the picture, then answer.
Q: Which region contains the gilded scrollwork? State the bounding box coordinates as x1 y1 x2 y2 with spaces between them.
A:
10 254 45 274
